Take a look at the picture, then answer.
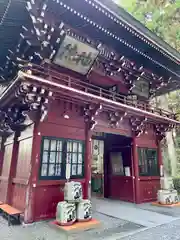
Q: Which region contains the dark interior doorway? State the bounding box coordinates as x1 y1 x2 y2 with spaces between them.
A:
91 132 132 199
104 133 132 198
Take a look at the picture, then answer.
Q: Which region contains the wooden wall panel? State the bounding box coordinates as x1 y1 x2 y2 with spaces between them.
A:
11 183 26 211
11 125 34 213
0 150 4 176
0 181 8 202
136 125 157 148
38 99 85 140
15 137 33 180
34 180 85 220
139 177 160 203
31 100 87 221
0 143 13 202
108 176 134 202
1 144 13 178
89 71 128 94
94 112 131 137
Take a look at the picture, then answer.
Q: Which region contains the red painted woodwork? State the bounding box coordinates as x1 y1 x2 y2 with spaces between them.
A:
0 149 4 176
34 180 85 221
84 129 92 199
89 71 128 94
23 100 87 222
15 138 33 180
6 139 19 204
94 112 131 137
132 137 141 204
139 177 160 203
11 126 34 213
34 185 64 221
136 125 157 148
157 141 163 167
104 134 133 201
11 183 27 211
0 93 162 222
0 136 14 203
39 99 85 140
109 176 134 202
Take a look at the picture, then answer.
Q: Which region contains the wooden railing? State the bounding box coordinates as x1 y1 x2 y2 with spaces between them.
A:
22 63 176 120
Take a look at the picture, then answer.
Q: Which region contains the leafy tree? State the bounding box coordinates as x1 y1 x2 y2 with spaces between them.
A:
114 0 180 175
114 0 180 51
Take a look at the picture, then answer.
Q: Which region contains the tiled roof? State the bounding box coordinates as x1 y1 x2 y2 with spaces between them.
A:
0 0 31 82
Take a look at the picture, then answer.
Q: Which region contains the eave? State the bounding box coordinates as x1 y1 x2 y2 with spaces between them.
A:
18 71 180 126
0 0 179 97
99 0 180 63
0 65 178 125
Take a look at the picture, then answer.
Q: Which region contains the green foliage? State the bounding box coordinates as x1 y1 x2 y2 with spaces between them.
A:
173 177 180 193
114 0 180 174
168 90 180 120
114 0 180 51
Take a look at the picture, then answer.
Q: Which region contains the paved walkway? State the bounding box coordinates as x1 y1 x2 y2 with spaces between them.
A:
2 198 180 240
92 198 177 227
0 211 142 240
120 219 180 240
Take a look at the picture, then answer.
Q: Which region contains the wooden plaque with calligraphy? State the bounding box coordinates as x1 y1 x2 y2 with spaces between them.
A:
132 78 150 99
53 35 99 75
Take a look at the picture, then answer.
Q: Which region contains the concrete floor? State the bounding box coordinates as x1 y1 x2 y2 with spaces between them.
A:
92 198 178 227
0 211 142 240
2 198 180 240
120 219 180 240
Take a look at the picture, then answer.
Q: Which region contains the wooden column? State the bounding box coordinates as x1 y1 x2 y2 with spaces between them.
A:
132 136 140 204
84 127 92 199
24 124 40 224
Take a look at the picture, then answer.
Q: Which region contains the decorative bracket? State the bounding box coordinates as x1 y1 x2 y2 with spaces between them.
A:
15 82 53 123
154 123 175 141
130 116 148 137
108 111 127 128
84 103 102 130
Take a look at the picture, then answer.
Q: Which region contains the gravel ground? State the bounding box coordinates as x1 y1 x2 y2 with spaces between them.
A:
0 211 143 240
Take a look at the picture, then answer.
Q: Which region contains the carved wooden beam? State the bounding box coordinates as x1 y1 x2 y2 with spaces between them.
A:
108 111 127 128
130 116 148 137
0 111 12 135
15 82 53 123
154 123 175 141
84 103 102 130
27 0 66 61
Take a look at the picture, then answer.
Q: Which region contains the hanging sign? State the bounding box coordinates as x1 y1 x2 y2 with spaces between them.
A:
66 153 71 180
132 78 149 99
53 35 99 75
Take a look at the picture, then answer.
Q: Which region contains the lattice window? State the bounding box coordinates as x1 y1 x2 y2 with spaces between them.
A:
66 140 84 177
138 148 159 176
40 137 84 180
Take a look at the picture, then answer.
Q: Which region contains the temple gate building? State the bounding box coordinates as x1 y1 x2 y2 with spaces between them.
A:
0 0 179 223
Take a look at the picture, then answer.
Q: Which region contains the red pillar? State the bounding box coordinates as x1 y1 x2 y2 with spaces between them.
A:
84 127 92 199
132 137 141 204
